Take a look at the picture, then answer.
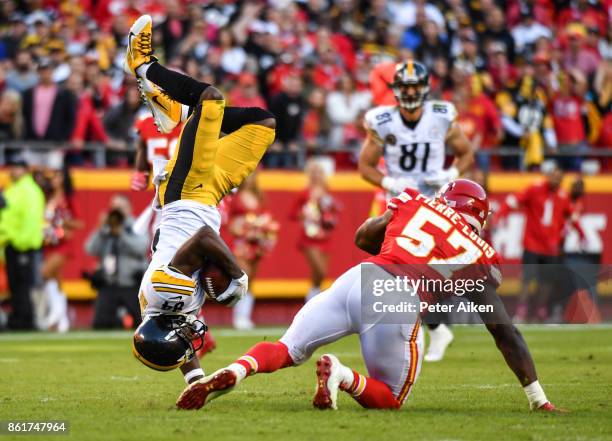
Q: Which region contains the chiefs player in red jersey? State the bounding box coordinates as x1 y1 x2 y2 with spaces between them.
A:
131 115 182 192
175 180 560 413
494 162 584 322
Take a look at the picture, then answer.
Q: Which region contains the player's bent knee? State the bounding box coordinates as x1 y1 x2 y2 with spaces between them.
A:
255 116 276 130
198 86 223 103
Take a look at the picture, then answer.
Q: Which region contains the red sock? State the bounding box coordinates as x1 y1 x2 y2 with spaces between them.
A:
342 370 400 409
235 341 294 376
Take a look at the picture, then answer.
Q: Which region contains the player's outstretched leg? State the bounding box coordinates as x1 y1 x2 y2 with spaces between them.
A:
176 341 293 410
312 354 401 410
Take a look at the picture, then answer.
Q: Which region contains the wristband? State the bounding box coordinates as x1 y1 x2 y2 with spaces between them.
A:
381 176 395 191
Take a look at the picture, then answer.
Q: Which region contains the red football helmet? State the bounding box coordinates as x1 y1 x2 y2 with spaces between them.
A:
436 179 490 233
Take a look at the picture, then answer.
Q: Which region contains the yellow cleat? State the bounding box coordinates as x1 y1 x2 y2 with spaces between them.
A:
137 77 189 133
124 14 156 76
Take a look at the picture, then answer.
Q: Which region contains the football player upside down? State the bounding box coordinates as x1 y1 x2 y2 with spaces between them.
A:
176 180 562 412
124 15 276 385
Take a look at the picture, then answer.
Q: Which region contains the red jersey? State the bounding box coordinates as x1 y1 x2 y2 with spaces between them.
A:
550 94 586 145
467 94 501 148
368 188 501 291
135 116 182 165
503 181 574 256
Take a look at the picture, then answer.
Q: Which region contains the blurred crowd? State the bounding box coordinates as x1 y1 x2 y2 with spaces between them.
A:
0 0 610 171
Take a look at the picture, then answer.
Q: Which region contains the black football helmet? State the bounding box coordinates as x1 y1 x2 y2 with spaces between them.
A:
391 60 430 111
132 315 207 371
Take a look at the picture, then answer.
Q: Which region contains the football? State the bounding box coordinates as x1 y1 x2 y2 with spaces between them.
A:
200 261 232 303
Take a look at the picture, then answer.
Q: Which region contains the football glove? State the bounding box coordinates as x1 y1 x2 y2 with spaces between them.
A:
423 167 459 187
381 176 417 196
215 273 249 307
131 171 149 191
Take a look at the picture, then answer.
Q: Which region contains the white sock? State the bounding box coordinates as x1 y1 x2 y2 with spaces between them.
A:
337 363 354 387
136 62 153 79
233 292 254 323
45 279 67 325
228 363 248 382
184 368 204 384
306 286 321 302
524 380 548 409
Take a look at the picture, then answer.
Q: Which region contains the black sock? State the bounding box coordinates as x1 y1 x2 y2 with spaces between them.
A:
221 107 275 134
146 62 211 107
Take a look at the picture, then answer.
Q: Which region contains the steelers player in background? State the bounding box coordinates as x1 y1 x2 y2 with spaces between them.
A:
124 15 276 384
358 60 474 362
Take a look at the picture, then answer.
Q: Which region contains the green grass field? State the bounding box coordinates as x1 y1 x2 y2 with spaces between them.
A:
1 326 611 441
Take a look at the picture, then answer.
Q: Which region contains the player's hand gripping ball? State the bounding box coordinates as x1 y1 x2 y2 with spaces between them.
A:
200 262 232 304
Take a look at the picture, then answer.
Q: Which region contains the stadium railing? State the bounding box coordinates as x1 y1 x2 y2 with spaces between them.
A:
1 141 612 170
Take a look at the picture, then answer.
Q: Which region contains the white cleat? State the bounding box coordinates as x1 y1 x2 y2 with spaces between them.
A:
312 354 346 410
136 77 188 133
424 324 454 362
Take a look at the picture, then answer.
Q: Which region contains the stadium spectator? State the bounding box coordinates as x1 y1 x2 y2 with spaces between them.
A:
102 84 142 164
482 7 516 63
5 50 38 93
415 19 449 69
549 70 600 170
228 73 266 108
511 6 552 57
217 27 247 76
486 42 519 92
291 159 339 302
453 30 486 74
495 74 557 170
67 73 109 149
325 74 371 150
562 27 600 78
268 74 305 168
466 75 502 169
301 87 330 153
22 58 77 142
0 154 45 330
0 89 23 141
84 195 147 329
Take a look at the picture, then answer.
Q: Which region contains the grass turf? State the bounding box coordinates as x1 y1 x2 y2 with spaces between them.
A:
0 326 611 441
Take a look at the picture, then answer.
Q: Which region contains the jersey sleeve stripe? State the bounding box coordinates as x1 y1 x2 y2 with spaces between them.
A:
152 286 195 296
151 270 195 288
151 282 195 292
